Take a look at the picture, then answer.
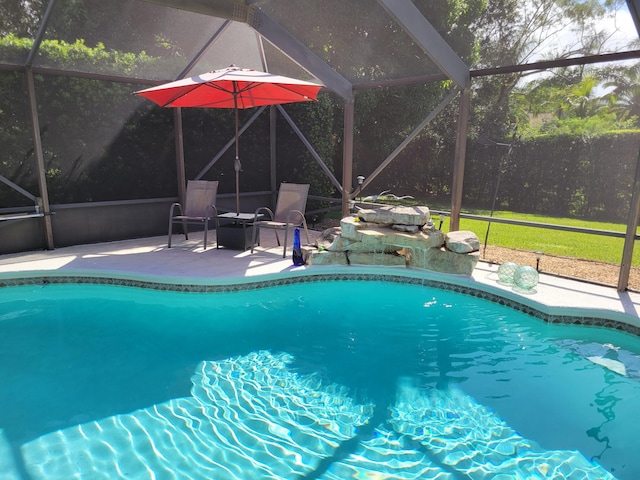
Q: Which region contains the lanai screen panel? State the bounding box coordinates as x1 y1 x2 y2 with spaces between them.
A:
183 21 266 76
260 40 322 82
32 0 228 81
257 0 446 84
0 71 38 208
187 20 324 84
0 0 47 65
34 74 177 203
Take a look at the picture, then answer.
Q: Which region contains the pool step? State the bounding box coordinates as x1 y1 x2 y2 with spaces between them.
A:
21 351 373 479
318 386 614 479
386 384 614 479
19 353 615 480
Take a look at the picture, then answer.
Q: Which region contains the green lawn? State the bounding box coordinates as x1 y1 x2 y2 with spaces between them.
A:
452 211 639 266
331 203 639 266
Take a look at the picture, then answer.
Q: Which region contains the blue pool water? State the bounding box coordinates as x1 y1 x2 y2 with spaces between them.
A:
1 279 640 479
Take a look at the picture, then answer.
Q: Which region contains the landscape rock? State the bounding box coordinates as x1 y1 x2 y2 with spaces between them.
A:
445 230 481 254
307 207 479 276
421 222 437 233
340 216 375 240
409 247 479 275
348 251 407 266
356 227 445 250
304 249 347 266
392 224 420 233
315 227 341 249
358 205 430 226
328 235 399 253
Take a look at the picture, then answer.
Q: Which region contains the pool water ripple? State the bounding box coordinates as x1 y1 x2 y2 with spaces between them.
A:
17 350 615 480
21 351 374 479
1 280 639 478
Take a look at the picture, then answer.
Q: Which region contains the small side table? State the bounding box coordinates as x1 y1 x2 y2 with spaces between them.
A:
217 212 261 250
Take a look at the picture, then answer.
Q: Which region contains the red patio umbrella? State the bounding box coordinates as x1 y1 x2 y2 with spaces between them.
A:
135 66 323 213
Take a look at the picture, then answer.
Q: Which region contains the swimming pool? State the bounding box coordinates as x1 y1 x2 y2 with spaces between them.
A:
1 275 639 479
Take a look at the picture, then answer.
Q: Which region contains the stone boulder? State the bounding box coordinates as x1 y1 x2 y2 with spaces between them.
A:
305 207 480 276
445 230 480 254
358 205 430 226
408 247 480 275
328 235 399 253
315 227 341 250
340 216 445 251
340 216 376 240
304 248 347 265
391 224 420 233
348 251 407 266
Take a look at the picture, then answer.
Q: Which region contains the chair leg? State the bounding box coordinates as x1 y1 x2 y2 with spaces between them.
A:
282 227 289 258
301 218 311 245
251 224 258 253
182 220 189 240
215 218 219 249
203 219 208 250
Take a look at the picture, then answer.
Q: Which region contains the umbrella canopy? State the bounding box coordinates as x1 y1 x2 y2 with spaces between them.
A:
135 66 323 213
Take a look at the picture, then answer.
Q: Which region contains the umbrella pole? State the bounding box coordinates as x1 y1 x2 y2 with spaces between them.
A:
235 171 240 214
234 93 241 214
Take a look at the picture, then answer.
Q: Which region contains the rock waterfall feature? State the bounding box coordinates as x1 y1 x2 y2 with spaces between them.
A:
305 206 480 275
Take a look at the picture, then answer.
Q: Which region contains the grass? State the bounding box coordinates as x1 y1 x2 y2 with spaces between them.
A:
453 210 639 266
417 200 639 266
325 202 639 266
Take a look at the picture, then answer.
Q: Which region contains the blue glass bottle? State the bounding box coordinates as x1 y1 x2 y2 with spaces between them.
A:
292 228 304 266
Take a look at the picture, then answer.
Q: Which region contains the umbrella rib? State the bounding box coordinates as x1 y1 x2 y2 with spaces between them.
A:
164 82 317 108
159 82 236 108
236 81 313 99
157 84 204 108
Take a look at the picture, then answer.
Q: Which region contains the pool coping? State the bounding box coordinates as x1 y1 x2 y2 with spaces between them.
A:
2 265 640 337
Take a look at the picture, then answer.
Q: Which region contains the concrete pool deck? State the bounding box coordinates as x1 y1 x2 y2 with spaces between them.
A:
1 229 639 331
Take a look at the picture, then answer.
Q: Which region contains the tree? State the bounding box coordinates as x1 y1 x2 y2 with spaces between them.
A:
471 0 632 138
0 0 47 37
510 67 638 137
601 62 640 126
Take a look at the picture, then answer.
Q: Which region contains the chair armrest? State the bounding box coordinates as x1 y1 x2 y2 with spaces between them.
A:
206 204 219 218
286 209 305 226
169 202 183 218
254 206 274 222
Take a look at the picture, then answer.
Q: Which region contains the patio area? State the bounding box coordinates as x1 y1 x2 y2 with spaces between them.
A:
1 227 639 332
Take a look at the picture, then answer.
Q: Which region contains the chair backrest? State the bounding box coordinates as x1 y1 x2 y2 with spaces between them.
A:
273 183 310 223
184 180 218 217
